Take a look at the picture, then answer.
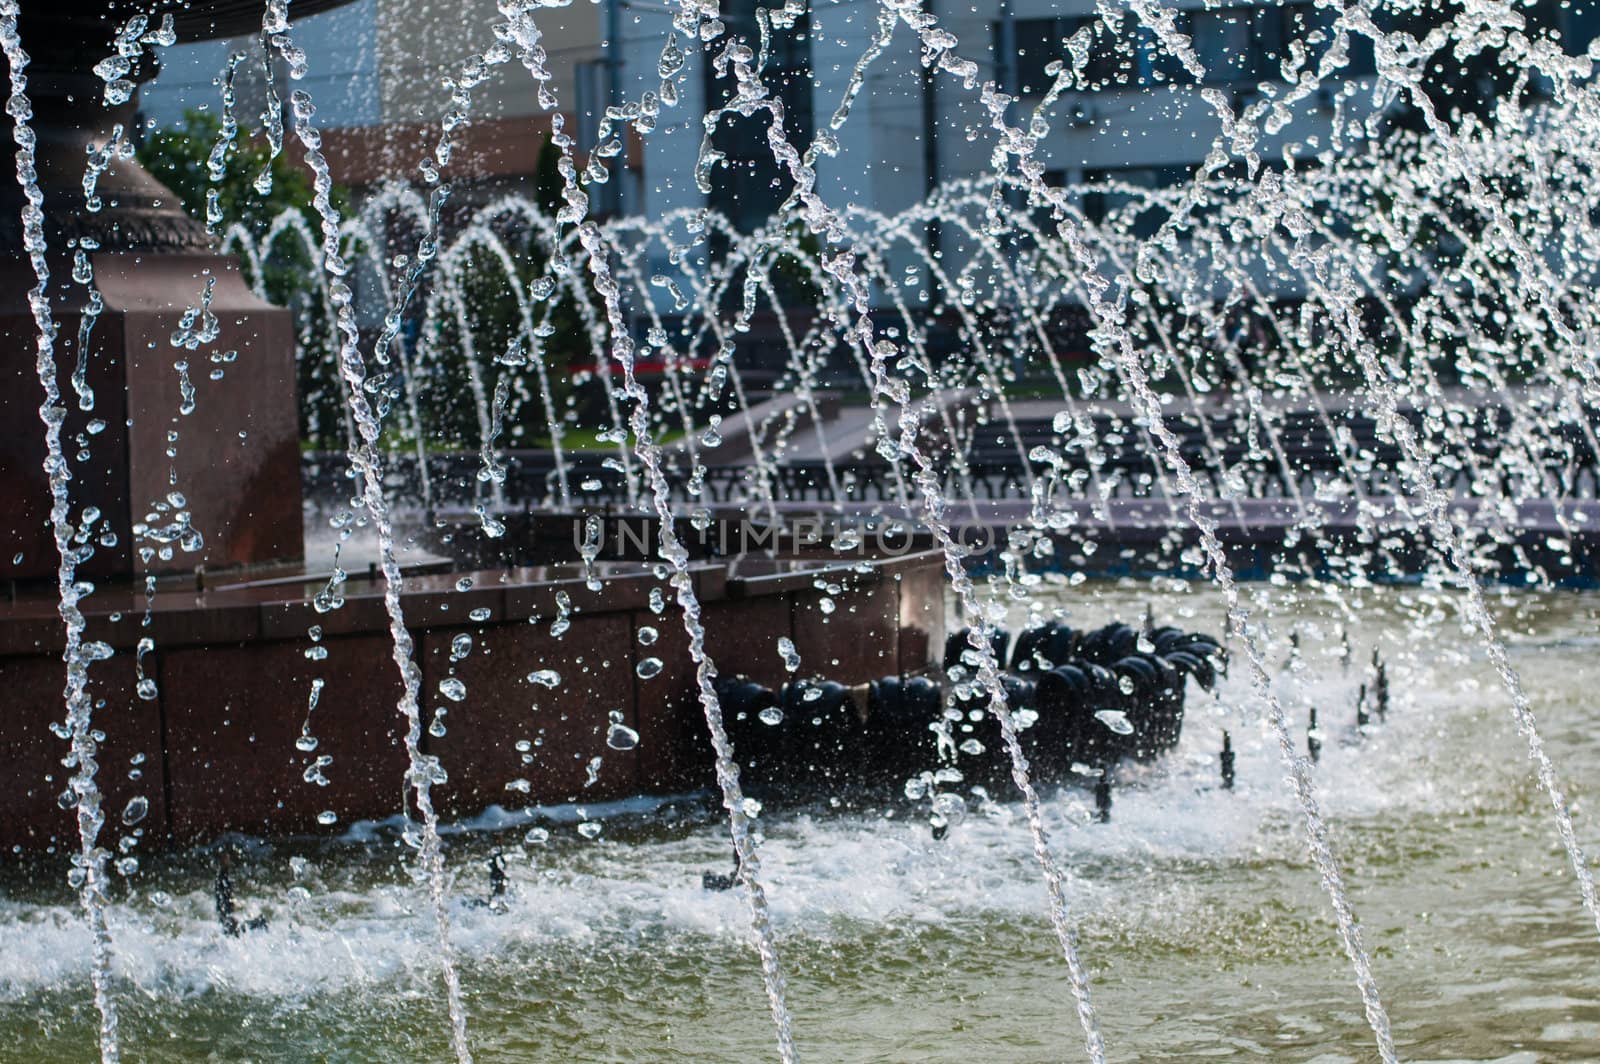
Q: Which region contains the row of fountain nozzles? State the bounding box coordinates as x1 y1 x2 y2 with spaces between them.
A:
713 619 1226 799
1217 645 1392 799
1305 649 1391 765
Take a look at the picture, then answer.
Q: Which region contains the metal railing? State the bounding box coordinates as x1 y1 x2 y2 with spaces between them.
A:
303 406 1600 512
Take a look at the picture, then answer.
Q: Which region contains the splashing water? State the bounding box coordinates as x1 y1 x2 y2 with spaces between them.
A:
13 0 1600 1060
265 4 473 1060
0 4 119 1058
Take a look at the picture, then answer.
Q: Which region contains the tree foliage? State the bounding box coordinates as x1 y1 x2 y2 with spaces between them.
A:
137 108 347 234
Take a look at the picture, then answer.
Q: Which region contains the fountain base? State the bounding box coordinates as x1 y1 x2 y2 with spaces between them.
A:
0 525 945 851
0 253 304 585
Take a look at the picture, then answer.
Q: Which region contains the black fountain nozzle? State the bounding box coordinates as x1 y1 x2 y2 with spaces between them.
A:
1220 731 1236 790
715 675 779 718
214 850 267 937
488 851 508 900
702 847 739 892
1356 682 1370 731
468 851 511 910
944 626 1011 673
1010 621 1081 673
1373 654 1389 722
865 674 945 785
869 675 943 720
1308 707 1322 764
780 678 861 789
715 674 782 791
214 851 237 937
1093 777 1112 823
931 819 949 841
1036 660 1113 771
1340 627 1353 671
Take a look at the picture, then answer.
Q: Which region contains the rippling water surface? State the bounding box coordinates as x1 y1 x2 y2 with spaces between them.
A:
3 579 1598 1062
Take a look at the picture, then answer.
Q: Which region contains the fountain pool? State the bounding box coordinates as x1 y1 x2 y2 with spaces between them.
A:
1 580 1595 1062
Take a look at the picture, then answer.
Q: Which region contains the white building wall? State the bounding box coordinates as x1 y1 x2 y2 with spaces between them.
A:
141 0 381 131
809 0 928 217
615 0 1362 227
624 4 706 227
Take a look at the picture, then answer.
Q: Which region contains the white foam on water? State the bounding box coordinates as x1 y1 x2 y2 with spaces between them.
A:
0 629 1530 1007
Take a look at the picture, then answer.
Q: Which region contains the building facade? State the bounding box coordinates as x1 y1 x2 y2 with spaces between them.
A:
142 0 614 193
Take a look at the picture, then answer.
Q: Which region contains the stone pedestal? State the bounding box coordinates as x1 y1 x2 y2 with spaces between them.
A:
0 253 303 581
0 17 309 584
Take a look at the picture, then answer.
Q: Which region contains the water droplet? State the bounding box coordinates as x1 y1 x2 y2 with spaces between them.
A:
759 706 784 726
469 607 493 622
931 792 966 823
818 597 836 615
550 591 573 638
439 677 467 701
302 754 334 785
777 637 801 672
121 796 148 825
1094 709 1134 735
959 738 985 756
636 656 663 679
577 820 602 840
527 669 560 688
450 633 473 661
637 626 658 646
607 722 640 750
317 810 338 826
524 826 550 845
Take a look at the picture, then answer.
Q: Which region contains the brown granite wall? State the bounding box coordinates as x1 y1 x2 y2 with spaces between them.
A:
0 551 947 851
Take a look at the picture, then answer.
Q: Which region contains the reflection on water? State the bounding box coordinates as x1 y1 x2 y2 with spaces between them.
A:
2 580 1597 1062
